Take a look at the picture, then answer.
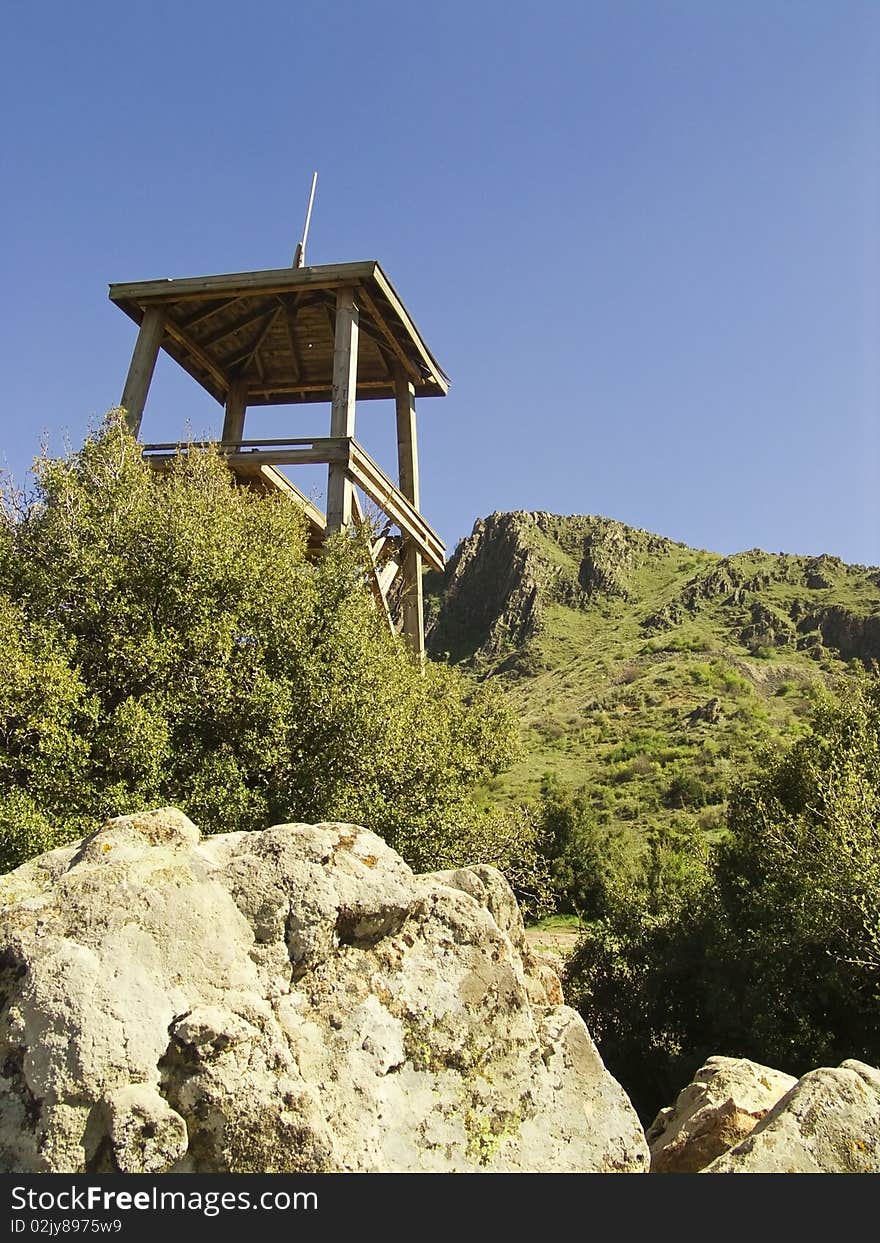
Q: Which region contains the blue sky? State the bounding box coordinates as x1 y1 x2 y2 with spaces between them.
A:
2 1 878 564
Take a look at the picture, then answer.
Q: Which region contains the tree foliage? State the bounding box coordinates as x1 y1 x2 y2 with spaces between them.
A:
535 775 641 918
565 673 880 1121
0 414 519 873
713 675 880 1067
565 818 716 1119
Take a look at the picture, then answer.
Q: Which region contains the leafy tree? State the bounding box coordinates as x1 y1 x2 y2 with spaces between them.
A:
565 672 880 1122
0 414 519 873
458 803 554 922
0 594 97 860
712 674 880 1069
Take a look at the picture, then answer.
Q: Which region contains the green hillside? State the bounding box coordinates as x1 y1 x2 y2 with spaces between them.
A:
426 511 880 838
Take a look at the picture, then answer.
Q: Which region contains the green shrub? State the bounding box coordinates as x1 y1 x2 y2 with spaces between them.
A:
697 803 726 832
535 776 642 918
665 773 700 808
713 674 880 1068
689 663 713 686
565 821 715 1119
461 804 553 921
715 665 751 694
0 789 67 873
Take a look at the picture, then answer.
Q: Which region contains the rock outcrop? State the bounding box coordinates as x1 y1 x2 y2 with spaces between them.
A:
796 605 880 664
425 512 545 664
426 511 680 668
647 1056 797 1173
0 808 648 1174
703 1061 880 1173
649 1056 880 1173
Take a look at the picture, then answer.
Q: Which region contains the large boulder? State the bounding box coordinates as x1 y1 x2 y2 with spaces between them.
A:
647 1056 797 1172
0 809 648 1174
704 1061 880 1173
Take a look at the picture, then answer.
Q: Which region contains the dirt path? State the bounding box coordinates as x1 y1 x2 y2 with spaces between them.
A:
524 928 581 956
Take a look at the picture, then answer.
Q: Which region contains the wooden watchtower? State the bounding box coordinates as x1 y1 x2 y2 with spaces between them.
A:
109 261 449 658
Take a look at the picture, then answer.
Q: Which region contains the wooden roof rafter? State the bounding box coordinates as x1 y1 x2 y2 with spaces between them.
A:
356 285 419 383
162 320 228 392
374 341 396 381
200 304 280 352
312 290 398 382
180 296 240 332
226 306 281 379
276 295 303 383
348 305 398 377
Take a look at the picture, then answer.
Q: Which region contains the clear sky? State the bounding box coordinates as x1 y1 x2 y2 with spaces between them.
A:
2 1 878 564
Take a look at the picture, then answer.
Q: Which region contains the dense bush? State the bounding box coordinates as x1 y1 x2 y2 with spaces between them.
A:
0 414 519 874
536 775 641 918
663 772 708 809
564 818 715 1119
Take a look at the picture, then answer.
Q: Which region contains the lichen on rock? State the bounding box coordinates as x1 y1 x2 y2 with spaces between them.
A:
0 808 647 1173
703 1061 880 1173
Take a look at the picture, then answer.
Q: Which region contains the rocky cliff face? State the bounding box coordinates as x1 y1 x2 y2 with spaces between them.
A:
797 605 880 664
427 511 880 672
425 513 545 664
427 511 682 667
0 808 648 1174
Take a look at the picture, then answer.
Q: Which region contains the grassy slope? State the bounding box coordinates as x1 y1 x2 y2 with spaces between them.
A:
429 513 880 844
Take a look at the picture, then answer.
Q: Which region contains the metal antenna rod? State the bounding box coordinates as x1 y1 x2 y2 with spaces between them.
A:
292 171 318 268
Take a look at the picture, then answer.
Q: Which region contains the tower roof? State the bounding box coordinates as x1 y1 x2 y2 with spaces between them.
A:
109 260 449 407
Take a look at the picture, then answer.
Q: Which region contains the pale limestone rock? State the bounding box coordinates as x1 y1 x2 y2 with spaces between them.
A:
427 864 564 1005
647 1055 797 1173
704 1061 880 1173
0 808 647 1173
96 1085 188 1173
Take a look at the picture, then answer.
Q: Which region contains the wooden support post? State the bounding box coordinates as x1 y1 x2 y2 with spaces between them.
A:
326 287 359 532
395 374 420 507
395 370 424 660
120 307 165 437
222 378 248 443
351 490 395 633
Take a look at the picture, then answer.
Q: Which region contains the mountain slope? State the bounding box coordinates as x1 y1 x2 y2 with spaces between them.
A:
425 512 880 831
